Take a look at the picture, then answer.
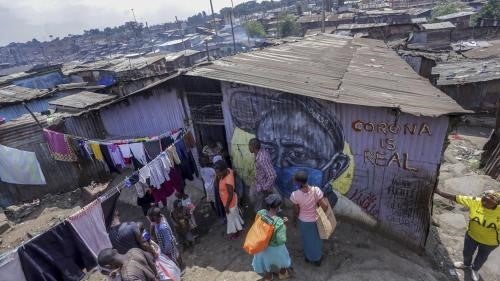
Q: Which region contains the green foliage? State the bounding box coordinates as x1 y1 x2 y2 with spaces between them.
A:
431 1 469 19
245 21 267 38
478 0 500 19
279 14 300 37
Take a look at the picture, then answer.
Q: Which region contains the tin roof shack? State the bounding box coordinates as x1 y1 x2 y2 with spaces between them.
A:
355 9 412 24
61 72 189 140
335 22 416 39
436 11 476 29
49 91 116 113
0 64 67 89
65 55 174 97
186 34 468 249
407 22 456 50
431 59 500 113
0 113 109 206
0 85 64 121
297 12 355 29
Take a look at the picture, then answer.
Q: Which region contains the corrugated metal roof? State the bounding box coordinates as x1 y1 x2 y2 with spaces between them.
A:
0 85 52 105
436 11 476 20
186 34 468 116
48 91 116 109
421 21 456 30
431 59 500 85
337 23 388 30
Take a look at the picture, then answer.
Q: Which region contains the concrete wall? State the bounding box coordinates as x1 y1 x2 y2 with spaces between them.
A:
221 82 450 248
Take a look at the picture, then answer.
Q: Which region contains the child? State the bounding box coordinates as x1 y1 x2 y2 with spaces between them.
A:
175 191 197 229
171 200 195 250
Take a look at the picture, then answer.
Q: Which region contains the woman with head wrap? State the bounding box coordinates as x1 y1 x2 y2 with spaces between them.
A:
435 188 500 281
252 194 292 281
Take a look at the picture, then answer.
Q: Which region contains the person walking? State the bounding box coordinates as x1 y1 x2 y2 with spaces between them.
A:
214 160 244 240
249 138 277 212
147 207 181 266
252 194 291 281
290 171 329 266
435 188 500 281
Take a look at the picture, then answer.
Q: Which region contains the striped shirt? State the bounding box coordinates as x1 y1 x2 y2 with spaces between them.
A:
255 149 277 192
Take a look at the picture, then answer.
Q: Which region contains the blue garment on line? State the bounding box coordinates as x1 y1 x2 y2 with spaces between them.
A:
298 220 323 262
252 244 292 274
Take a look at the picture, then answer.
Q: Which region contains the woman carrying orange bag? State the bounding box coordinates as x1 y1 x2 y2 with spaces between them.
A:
251 194 292 281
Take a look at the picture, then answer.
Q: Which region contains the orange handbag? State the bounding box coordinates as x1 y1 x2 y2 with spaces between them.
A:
243 214 275 255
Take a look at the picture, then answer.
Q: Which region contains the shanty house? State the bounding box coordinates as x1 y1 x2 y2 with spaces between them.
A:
436 11 476 29
0 64 67 89
407 21 456 50
184 34 467 249
431 59 500 112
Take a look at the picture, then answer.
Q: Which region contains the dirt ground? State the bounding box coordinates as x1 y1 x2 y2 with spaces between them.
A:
1 121 498 281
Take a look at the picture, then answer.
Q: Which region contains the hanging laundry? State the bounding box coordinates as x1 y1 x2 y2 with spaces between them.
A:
17 222 96 281
100 144 120 174
167 145 181 165
175 140 196 181
0 250 28 281
83 141 94 158
75 139 92 160
183 131 196 149
130 142 147 165
149 158 168 188
144 140 162 160
134 181 146 198
68 200 112 258
0 144 46 185
100 191 120 230
139 165 151 184
90 142 104 161
118 144 132 158
108 144 125 168
43 129 77 162
160 135 174 151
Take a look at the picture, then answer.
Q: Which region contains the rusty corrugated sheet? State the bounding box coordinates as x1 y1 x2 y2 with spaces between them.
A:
187 34 468 117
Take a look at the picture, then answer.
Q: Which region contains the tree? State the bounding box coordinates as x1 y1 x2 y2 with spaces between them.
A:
279 14 300 37
477 0 500 18
431 1 469 19
245 20 266 38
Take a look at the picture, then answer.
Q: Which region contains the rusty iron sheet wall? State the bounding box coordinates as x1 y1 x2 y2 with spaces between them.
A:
0 116 109 206
222 82 449 248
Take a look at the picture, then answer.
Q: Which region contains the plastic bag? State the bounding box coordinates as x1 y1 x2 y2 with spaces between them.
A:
243 214 275 254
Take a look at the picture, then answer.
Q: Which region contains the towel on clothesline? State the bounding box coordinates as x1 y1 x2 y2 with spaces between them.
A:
0 144 46 185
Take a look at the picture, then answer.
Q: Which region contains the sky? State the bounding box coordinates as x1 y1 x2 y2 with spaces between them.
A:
0 0 250 46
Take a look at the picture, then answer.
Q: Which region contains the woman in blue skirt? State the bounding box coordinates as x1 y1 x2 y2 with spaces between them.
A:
252 194 292 280
290 171 329 266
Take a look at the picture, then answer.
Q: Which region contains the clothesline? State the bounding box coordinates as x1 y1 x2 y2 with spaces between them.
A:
98 128 188 201
43 127 179 146
0 128 195 280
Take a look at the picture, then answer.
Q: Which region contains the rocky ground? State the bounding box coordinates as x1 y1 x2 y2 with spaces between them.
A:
428 124 500 281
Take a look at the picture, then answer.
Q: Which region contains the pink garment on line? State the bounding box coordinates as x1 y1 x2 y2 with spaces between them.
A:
43 129 77 162
68 200 112 258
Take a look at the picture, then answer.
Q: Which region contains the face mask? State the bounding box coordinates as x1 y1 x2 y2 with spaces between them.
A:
274 166 324 198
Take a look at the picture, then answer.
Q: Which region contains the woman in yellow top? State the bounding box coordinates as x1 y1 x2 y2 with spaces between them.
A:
435 188 500 281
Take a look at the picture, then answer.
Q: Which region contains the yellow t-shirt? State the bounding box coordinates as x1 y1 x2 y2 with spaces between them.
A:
456 195 500 246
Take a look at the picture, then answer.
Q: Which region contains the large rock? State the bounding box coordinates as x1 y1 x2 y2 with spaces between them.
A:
0 210 10 235
435 213 466 231
4 199 40 222
443 175 500 196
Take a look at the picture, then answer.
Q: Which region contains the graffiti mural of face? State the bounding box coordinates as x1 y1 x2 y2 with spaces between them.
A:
256 106 348 197
257 109 336 169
